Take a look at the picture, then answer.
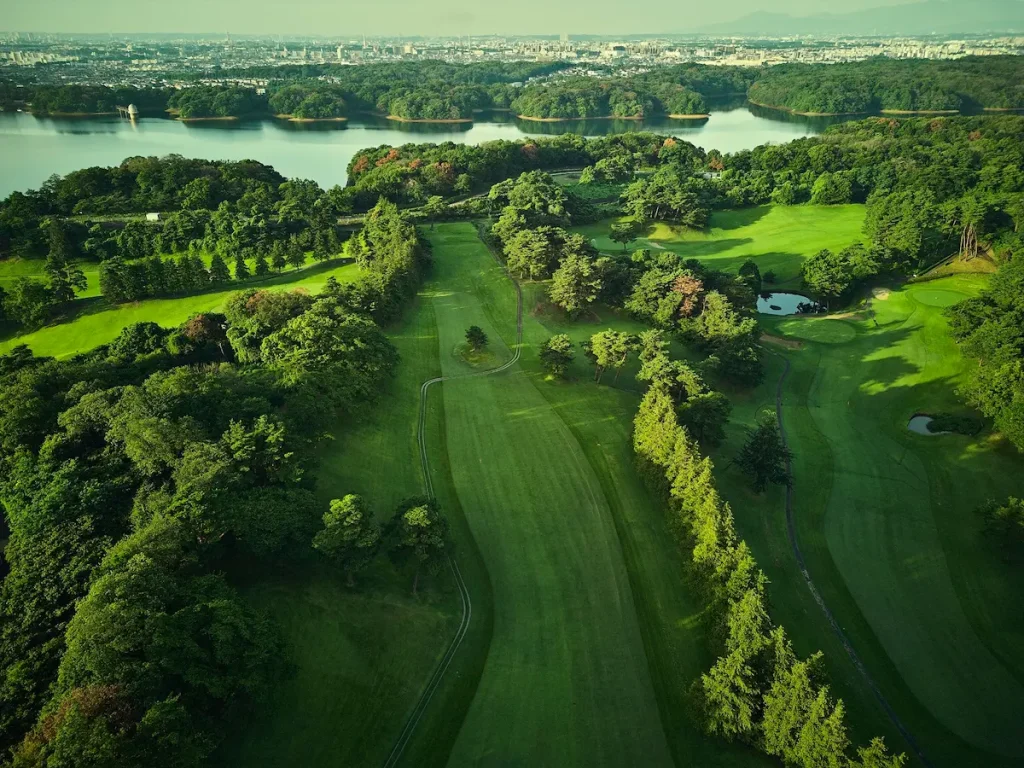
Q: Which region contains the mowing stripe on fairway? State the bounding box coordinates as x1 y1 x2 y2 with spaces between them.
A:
766 347 932 768
383 229 524 768
424 224 673 767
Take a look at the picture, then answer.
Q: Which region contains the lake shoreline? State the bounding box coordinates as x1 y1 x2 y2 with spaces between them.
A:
516 114 646 122
274 114 348 123
384 114 472 124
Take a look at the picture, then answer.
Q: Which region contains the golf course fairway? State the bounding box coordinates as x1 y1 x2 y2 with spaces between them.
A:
716 276 1024 767
425 223 673 767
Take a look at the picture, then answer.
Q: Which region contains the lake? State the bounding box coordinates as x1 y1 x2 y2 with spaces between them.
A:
0 101 850 197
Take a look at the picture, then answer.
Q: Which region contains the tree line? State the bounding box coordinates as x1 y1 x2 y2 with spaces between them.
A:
0 200 437 767
5 61 569 121
10 56 1024 124
0 160 353 329
748 56 1024 115
631 346 905 768
947 253 1024 453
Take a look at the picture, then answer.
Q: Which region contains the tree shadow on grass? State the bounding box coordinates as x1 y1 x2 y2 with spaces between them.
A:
1 258 356 341
713 206 772 231
664 237 754 258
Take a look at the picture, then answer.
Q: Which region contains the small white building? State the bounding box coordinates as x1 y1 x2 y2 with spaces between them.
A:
146 212 160 222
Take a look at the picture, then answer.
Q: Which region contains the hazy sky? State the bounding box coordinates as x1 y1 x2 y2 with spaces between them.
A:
5 0 923 36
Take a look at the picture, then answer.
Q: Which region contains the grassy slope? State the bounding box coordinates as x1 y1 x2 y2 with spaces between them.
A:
576 204 867 288
716 277 1024 766
0 260 360 358
0 250 327 301
218 296 465 768
424 224 675 767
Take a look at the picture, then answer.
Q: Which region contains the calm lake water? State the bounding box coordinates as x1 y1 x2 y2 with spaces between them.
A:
0 102 849 197
757 292 821 316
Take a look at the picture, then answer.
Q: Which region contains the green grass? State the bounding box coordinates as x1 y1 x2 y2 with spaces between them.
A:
0 250 328 305
218 565 459 768
0 258 102 298
0 260 360 358
575 204 867 288
218 287 469 767
423 224 676 766
714 276 1024 766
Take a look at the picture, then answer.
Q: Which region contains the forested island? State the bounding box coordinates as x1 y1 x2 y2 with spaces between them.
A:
748 56 1024 115
5 56 1023 123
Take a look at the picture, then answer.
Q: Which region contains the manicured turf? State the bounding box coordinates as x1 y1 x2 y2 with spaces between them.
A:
715 276 1024 766
424 224 675 767
0 260 360 358
515 283 772 768
576 204 867 288
0 258 102 298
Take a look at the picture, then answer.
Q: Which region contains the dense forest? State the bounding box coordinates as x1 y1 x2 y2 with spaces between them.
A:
748 56 1024 114
510 64 757 119
0 199 430 766
6 56 1023 122
948 252 1024 451
3 61 568 121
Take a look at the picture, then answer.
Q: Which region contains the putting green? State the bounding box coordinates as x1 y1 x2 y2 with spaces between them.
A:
776 318 857 344
910 288 968 308
725 276 1024 766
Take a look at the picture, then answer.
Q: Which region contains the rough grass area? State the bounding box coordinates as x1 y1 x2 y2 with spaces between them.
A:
576 204 867 288
217 566 458 768
714 276 1024 767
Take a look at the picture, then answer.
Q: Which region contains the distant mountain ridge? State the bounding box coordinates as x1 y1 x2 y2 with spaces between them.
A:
693 0 1024 36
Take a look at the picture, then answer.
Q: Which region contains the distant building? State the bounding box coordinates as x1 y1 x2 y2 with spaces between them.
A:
146 212 160 222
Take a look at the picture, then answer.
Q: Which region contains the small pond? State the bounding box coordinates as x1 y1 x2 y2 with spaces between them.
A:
757 292 821 316
907 415 948 435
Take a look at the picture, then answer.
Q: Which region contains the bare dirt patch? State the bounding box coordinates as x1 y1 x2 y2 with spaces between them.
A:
760 333 803 350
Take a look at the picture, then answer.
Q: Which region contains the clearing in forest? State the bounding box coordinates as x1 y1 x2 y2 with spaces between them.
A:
576 204 867 287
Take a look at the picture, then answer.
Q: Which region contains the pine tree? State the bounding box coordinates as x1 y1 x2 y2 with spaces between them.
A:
209 252 231 284
701 649 759 740
188 254 209 290
270 241 288 272
146 256 169 297
44 218 86 304
254 254 270 277
286 238 306 270
735 417 793 493
234 252 250 281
